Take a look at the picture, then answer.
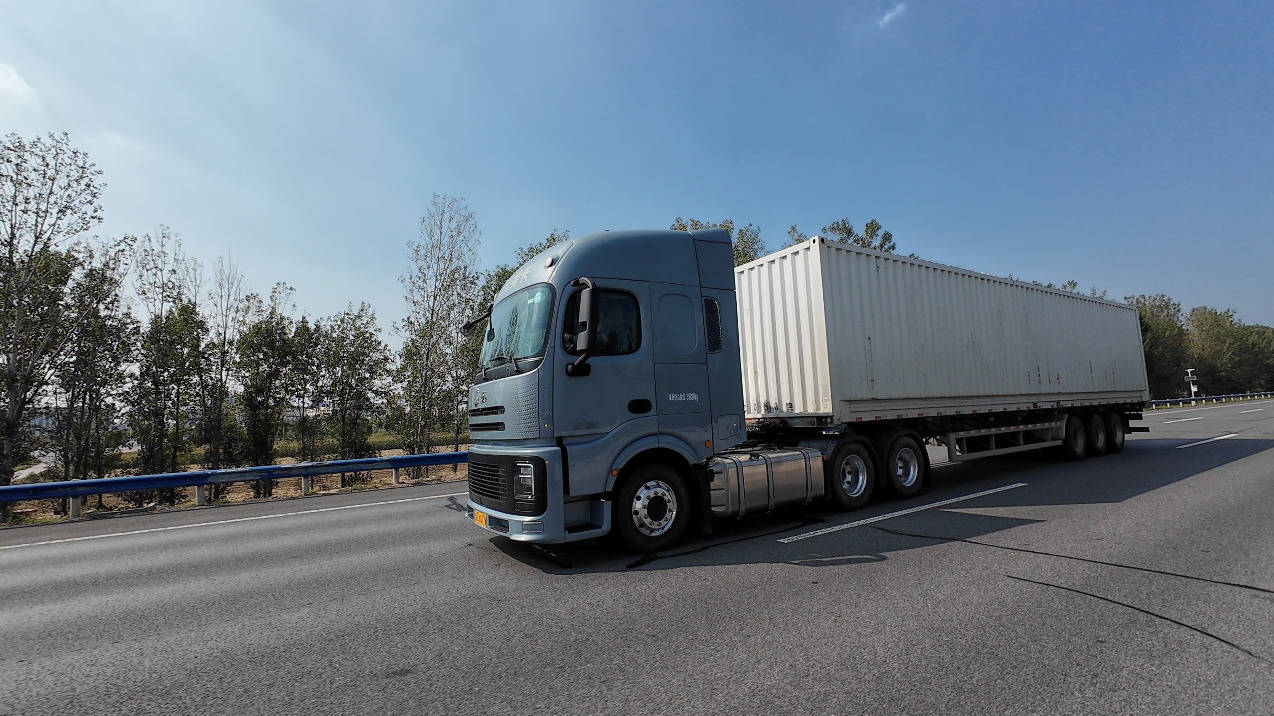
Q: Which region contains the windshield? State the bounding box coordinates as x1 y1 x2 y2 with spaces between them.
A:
478 283 555 369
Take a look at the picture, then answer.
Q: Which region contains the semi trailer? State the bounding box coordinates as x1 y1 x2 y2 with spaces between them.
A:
463 228 1149 552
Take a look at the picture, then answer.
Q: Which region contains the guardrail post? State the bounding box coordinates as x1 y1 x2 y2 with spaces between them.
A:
392 467 400 485
195 485 208 506
301 476 312 494
69 496 82 519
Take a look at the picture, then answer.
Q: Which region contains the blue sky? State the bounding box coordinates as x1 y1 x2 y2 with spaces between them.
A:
2 0 1272 330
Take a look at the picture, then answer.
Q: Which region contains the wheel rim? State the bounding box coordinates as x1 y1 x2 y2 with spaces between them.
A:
839 454 869 498
895 447 920 488
632 480 678 537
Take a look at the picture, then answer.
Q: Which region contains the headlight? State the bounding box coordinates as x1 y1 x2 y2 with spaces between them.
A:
514 462 536 499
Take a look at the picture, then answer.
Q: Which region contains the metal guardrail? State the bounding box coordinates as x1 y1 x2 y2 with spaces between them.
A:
0 451 468 518
1147 391 1274 408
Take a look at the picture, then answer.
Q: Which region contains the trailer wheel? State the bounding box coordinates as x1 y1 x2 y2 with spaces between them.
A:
1104 413 1126 453
1061 414 1087 460
882 434 926 498
613 462 691 553
1085 414 1108 456
826 441 876 510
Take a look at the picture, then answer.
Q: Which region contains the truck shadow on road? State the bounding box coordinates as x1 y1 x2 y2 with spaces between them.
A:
493 437 1274 575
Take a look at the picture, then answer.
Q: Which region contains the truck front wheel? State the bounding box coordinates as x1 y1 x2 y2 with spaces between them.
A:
614 462 691 553
826 441 876 510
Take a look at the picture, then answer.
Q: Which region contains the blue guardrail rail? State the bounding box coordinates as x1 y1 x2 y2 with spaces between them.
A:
0 451 468 503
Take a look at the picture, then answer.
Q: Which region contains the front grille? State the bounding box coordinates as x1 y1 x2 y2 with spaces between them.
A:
468 421 506 432
467 460 509 502
469 406 505 418
466 454 547 516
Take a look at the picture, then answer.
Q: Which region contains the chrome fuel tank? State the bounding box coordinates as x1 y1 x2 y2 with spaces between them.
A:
706 447 824 519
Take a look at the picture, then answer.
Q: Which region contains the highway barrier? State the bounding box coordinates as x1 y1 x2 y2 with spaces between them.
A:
1146 391 1274 409
0 451 468 519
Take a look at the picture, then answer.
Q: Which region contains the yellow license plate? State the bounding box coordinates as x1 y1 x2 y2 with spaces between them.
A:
473 510 488 528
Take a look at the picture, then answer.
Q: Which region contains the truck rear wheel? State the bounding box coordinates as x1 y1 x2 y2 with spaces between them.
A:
1061 414 1087 460
826 441 876 510
1104 413 1126 453
882 434 926 498
1085 414 1108 456
614 462 691 553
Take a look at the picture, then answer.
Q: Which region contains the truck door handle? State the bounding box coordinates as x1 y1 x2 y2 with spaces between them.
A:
628 399 652 414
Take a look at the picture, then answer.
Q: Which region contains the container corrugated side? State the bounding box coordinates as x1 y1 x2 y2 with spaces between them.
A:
736 239 1149 421
735 241 831 417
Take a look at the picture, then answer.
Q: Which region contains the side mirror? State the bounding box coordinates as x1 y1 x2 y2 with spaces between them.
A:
566 277 595 377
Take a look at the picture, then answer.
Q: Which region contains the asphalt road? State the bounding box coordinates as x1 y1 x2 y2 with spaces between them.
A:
4 401 1274 714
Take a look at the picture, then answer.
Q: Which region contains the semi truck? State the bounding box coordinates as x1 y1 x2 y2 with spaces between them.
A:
463 228 1149 552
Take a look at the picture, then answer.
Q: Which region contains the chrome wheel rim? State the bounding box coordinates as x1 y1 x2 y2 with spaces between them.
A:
839 455 869 498
632 480 677 537
895 447 920 488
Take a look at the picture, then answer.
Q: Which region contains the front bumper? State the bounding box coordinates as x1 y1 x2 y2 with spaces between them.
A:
465 443 610 544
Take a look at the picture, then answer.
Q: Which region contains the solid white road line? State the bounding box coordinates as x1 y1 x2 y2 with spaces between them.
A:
1162 417 1203 424
0 491 470 552
1240 409 1265 414
1150 398 1274 416
778 483 1028 544
1175 434 1239 450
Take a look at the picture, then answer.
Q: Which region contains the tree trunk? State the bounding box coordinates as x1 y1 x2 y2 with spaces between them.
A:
0 427 15 522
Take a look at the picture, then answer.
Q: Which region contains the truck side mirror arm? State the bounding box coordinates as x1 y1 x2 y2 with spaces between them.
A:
565 277 595 377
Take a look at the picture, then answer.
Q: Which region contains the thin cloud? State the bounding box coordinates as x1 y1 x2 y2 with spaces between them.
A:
878 2 907 29
0 63 34 99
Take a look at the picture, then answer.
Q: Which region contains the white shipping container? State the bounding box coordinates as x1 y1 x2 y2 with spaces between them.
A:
736 238 1149 423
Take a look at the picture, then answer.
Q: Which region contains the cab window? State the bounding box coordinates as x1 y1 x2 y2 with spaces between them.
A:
563 290 641 356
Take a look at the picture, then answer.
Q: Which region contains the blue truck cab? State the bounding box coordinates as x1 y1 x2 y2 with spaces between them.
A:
465 228 745 548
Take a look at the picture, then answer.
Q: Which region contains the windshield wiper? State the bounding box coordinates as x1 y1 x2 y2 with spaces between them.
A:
481 354 524 377
461 304 492 335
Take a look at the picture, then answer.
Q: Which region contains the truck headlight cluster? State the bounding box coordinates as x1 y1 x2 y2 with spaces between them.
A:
514 462 536 499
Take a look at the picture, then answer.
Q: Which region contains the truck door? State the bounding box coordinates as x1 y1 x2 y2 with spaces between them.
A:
554 279 656 494
650 282 714 464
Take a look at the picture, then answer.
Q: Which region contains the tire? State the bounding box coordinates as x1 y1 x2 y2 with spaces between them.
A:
1085 414 1108 457
613 462 691 553
826 441 877 510
881 434 926 498
1061 414 1087 460
1104 413 1126 453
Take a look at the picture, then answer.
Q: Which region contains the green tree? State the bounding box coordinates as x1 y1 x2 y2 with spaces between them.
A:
0 132 107 518
788 217 897 253
395 195 481 476
127 230 206 505
236 284 297 497
49 256 137 514
321 303 390 486
1126 294 1190 399
670 218 765 265
201 257 249 475
288 316 324 463
1239 324 1274 391
481 228 571 302
1186 307 1249 395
